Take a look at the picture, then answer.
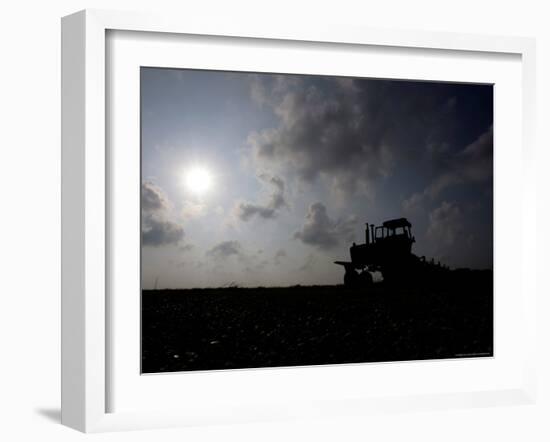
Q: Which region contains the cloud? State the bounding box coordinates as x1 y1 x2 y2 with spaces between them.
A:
294 202 356 250
253 259 270 272
142 217 185 247
432 125 493 198
403 125 493 213
178 244 194 253
426 201 463 248
236 203 277 221
456 125 493 182
206 240 245 260
142 180 171 212
427 125 493 199
248 76 465 197
402 191 425 215
273 248 287 265
299 254 316 272
181 201 207 219
141 181 184 247
235 174 288 221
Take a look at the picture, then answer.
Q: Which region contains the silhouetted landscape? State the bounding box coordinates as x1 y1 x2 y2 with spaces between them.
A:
140 69 494 374
142 269 492 373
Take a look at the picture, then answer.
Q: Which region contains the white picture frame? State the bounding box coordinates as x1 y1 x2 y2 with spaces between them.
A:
61 9 537 433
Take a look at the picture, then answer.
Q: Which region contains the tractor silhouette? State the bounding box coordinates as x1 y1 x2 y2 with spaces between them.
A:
335 218 448 287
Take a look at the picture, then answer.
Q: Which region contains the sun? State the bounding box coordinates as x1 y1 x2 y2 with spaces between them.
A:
184 166 213 195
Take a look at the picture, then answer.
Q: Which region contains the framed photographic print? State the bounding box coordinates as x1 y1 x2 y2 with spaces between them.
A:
140 67 494 374
62 9 537 432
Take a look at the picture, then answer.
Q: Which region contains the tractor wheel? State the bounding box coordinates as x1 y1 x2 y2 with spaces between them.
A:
381 268 404 286
359 271 373 286
344 268 359 287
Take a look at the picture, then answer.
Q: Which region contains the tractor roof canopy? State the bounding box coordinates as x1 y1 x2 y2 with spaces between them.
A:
382 217 411 229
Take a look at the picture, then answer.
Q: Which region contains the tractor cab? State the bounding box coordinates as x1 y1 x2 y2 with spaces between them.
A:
375 218 414 249
351 217 415 266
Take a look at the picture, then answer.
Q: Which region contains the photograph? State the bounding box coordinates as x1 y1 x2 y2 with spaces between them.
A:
140 68 494 374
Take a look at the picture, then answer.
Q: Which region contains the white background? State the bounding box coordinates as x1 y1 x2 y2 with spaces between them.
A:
0 0 548 441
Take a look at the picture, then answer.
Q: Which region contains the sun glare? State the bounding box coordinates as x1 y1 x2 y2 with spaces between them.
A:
184 166 213 195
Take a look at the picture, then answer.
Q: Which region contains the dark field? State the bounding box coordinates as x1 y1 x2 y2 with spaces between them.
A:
142 270 493 373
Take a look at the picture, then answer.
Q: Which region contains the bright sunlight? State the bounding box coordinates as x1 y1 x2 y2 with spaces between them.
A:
184 166 213 195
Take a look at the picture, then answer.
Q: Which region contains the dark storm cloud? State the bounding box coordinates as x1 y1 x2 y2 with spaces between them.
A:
456 125 493 181
206 240 245 260
294 202 356 250
428 125 493 198
426 201 463 248
141 181 184 247
266 175 286 210
423 200 487 268
142 217 185 247
403 125 493 212
236 204 276 221
142 180 170 212
248 75 484 197
235 174 287 221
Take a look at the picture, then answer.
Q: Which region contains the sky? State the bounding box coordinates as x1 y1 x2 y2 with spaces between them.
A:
141 68 493 289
